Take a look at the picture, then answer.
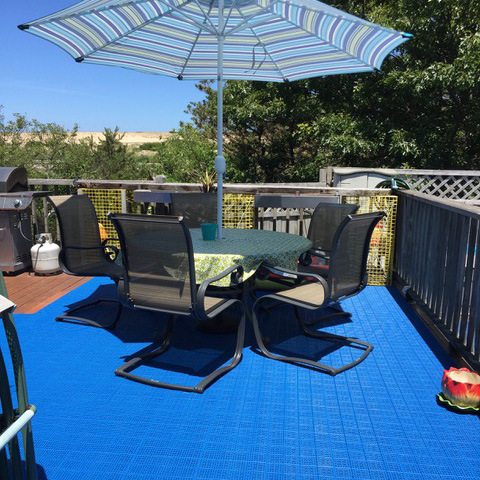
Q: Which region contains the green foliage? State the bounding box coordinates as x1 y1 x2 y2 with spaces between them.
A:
188 0 480 181
0 108 156 180
3 0 479 183
89 128 138 180
141 123 216 183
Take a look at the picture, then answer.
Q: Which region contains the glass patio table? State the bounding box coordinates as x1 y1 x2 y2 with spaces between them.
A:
190 228 312 287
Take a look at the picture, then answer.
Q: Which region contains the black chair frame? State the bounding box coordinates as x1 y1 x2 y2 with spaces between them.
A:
110 213 246 394
252 211 385 376
48 195 123 330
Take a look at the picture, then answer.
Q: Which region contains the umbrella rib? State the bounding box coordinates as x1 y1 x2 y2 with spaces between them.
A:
160 2 219 35
191 0 218 33
224 1 281 37
178 1 216 78
221 0 238 36
74 0 196 61
234 5 286 81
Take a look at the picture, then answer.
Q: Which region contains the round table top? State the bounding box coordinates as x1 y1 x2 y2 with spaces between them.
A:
190 228 312 286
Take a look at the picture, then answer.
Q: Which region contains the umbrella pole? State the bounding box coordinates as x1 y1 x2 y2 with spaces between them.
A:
215 0 225 239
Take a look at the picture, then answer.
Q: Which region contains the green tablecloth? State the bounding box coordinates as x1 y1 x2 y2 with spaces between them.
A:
191 228 312 287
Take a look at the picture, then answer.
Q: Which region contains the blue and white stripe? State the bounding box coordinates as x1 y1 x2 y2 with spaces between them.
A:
20 0 410 82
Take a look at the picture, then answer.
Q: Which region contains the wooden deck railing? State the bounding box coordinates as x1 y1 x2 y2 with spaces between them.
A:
27 178 389 236
395 190 480 367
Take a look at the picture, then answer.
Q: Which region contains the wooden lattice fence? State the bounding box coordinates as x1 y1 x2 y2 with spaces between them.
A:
322 168 480 204
398 170 480 202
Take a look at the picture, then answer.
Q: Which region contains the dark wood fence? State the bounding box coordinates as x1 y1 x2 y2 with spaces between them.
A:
395 190 480 367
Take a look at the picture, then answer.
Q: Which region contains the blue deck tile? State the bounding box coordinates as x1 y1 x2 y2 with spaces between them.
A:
2 280 480 480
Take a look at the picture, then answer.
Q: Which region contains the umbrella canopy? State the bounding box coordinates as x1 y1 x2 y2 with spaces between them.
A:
19 0 411 237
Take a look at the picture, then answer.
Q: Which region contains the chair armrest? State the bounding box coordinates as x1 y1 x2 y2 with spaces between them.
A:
196 264 244 314
101 240 120 261
299 249 330 267
258 262 330 298
310 248 330 260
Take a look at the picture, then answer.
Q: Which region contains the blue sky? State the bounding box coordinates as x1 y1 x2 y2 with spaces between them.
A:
1 1 206 132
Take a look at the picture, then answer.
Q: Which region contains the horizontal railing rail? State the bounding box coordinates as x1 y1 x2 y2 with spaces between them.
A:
29 178 389 196
27 179 390 237
395 190 480 367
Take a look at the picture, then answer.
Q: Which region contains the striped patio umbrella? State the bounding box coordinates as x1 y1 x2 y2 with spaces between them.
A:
19 0 411 238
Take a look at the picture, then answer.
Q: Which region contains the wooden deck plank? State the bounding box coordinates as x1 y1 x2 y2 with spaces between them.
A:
4 273 91 314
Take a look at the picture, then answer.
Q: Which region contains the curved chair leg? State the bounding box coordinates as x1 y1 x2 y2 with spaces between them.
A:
252 298 373 376
56 298 123 330
297 317 373 375
115 304 246 393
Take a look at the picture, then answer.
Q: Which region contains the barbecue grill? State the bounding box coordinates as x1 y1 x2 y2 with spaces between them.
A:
0 167 34 272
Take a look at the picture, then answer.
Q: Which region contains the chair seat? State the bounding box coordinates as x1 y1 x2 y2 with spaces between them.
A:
274 282 325 307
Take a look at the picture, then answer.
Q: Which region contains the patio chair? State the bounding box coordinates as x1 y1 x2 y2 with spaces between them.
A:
299 202 359 275
257 202 360 294
48 195 123 329
170 193 217 228
109 213 245 393
252 211 385 376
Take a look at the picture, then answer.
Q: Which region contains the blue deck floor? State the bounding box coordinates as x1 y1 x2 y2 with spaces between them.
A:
4 278 480 480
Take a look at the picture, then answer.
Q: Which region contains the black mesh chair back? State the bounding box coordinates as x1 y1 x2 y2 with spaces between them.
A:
48 194 123 329
170 193 217 229
110 214 196 314
307 203 359 252
109 213 246 393
328 212 385 300
49 195 120 279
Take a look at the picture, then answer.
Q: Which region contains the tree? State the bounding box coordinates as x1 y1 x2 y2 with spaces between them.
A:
140 123 216 183
24 120 80 178
0 108 30 168
187 0 480 181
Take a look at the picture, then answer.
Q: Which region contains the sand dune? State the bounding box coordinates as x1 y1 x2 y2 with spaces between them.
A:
19 132 170 145
74 132 171 145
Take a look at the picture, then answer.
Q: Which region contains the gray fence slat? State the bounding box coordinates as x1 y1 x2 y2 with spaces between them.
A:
444 215 464 332
466 220 480 355
459 218 476 345
432 206 449 316
450 216 469 339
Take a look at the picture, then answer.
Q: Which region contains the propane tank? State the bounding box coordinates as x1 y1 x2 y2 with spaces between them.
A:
30 233 61 274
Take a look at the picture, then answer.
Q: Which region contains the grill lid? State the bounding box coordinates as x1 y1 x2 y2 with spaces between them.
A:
0 167 28 193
